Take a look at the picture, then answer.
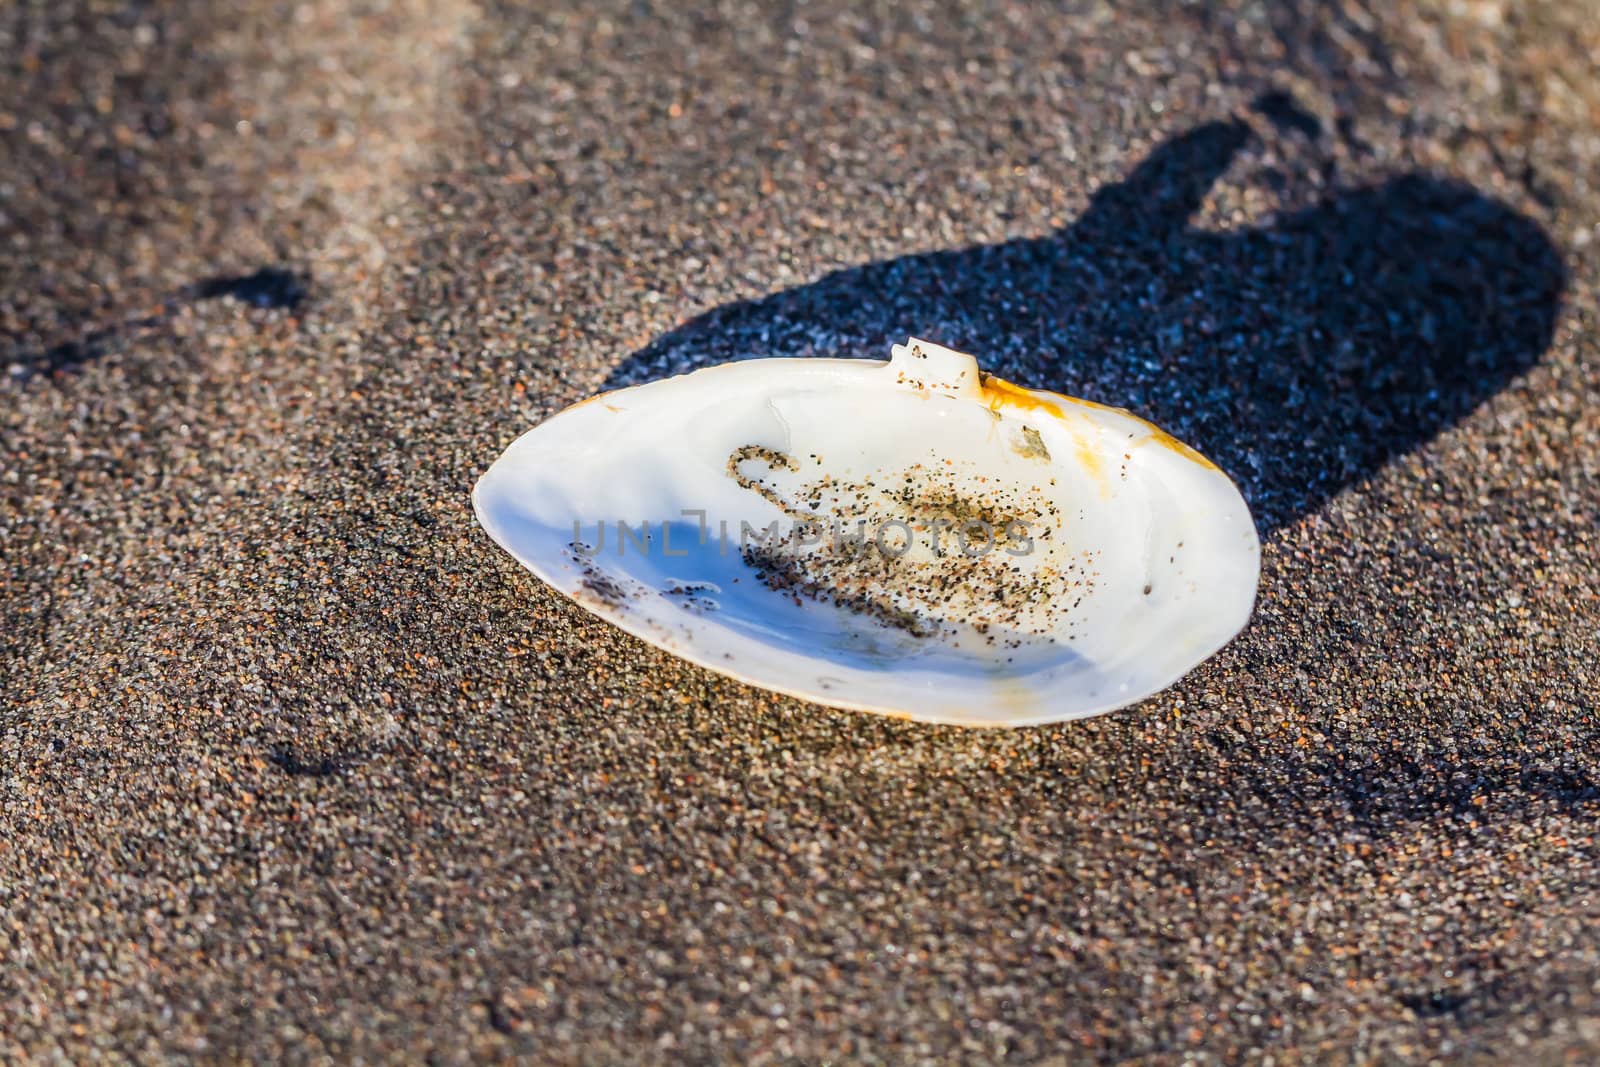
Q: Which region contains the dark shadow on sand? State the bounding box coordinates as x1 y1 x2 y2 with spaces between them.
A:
10 265 309 377
606 115 1565 534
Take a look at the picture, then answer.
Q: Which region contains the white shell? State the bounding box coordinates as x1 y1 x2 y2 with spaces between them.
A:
475 339 1259 726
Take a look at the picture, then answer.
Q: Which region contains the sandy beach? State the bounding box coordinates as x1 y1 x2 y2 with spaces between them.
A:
4 1 1599 1061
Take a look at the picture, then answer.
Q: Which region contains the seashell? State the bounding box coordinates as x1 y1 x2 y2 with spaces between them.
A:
474 338 1259 726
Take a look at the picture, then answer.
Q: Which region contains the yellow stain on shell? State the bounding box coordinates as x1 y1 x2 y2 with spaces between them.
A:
979 373 1220 472
567 389 625 414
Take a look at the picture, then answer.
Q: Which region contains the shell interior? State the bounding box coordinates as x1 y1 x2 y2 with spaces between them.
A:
474 339 1260 725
